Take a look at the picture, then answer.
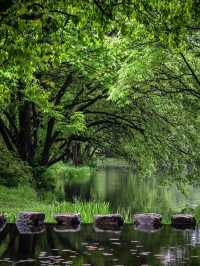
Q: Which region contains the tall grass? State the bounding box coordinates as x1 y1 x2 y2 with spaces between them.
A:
116 207 132 223
0 185 110 223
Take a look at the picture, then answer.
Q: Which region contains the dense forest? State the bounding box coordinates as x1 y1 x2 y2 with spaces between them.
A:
1 0 200 215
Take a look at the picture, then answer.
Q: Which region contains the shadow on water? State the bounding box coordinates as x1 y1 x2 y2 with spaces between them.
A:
1 224 200 265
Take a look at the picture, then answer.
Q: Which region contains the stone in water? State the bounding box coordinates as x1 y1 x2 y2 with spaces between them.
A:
54 213 81 226
16 211 45 234
171 214 196 228
133 213 162 228
94 214 124 231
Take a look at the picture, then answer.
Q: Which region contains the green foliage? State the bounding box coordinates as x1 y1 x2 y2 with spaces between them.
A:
0 149 32 187
0 0 122 171
120 136 156 175
56 112 86 136
1 0 200 186
43 162 91 182
110 47 165 101
33 166 56 191
107 29 200 178
0 84 10 106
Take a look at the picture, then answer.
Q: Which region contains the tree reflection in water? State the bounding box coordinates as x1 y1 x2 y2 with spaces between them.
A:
63 164 200 219
0 224 200 265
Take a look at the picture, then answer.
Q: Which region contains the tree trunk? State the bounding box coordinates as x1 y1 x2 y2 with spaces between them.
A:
41 118 55 166
71 143 82 166
17 101 34 163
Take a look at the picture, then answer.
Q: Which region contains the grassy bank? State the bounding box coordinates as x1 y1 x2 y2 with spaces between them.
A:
0 185 110 223
1 184 200 224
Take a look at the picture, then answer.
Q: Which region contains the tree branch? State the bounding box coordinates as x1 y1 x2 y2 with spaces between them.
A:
41 73 73 165
85 110 144 134
180 52 200 87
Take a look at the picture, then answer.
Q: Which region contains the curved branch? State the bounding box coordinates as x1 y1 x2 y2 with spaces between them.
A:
85 110 144 134
180 52 200 87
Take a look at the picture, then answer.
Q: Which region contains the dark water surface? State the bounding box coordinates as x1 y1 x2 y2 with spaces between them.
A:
1 224 200 265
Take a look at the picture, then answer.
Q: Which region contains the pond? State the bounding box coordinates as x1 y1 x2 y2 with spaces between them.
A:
63 160 200 216
1 224 200 265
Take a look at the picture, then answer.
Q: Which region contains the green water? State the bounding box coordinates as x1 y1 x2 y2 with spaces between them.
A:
1 224 200 265
64 161 200 218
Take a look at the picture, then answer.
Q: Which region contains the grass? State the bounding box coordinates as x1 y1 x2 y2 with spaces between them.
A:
0 185 110 223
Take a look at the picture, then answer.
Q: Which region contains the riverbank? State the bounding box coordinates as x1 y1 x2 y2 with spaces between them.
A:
0 185 110 223
1 185 200 224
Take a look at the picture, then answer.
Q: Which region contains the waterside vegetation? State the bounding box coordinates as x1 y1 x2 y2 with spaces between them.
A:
0 185 110 223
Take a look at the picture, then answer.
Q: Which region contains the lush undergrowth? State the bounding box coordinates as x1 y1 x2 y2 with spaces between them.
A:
0 185 110 223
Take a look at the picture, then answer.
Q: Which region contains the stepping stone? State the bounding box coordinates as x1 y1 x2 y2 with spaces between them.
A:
94 214 124 231
16 212 45 234
171 214 196 228
54 213 81 226
0 214 6 232
133 213 162 228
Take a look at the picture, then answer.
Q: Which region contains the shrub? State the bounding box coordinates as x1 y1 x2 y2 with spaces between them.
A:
40 162 92 199
0 149 32 187
43 162 91 182
33 166 57 192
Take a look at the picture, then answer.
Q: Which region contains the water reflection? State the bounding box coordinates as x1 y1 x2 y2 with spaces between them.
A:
1 224 200 265
63 164 200 215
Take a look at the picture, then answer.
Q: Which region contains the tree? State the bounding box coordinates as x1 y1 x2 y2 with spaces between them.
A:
105 1 200 176
0 1 144 172
1 0 200 185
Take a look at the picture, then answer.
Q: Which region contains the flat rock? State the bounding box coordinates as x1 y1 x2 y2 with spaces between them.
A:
54 213 81 225
171 214 196 228
16 212 45 234
0 214 6 232
94 214 124 230
133 213 162 227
